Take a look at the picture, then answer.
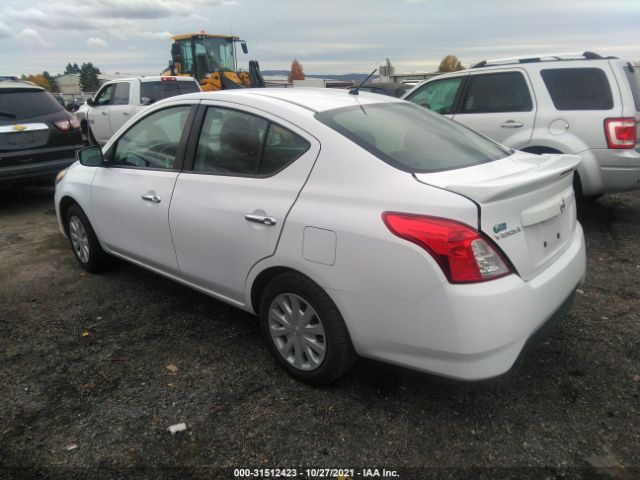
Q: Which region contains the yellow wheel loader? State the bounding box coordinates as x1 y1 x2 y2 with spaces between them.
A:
162 32 265 91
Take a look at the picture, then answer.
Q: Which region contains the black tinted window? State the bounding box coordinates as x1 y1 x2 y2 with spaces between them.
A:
113 106 191 169
541 68 613 110
624 66 640 111
0 90 63 119
113 82 130 106
461 72 532 113
316 103 509 173
140 81 199 103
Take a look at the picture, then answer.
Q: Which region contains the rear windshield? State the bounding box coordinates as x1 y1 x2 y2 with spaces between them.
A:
0 89 63 120
140 81 200 104
541 68 613 110
315 102 510 173
624 65 640 111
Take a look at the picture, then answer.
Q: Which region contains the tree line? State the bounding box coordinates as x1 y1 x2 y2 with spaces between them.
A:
20 62 102 93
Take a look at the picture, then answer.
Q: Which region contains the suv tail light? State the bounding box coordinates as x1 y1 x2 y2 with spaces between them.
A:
604 117 636 149
382 213 512 284
54 116 80 132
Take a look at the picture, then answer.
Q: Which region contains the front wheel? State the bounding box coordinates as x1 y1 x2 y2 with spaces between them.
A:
66 204 108 272
259 272 356 385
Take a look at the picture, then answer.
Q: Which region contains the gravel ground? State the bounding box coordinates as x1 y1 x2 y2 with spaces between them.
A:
0 186 638 479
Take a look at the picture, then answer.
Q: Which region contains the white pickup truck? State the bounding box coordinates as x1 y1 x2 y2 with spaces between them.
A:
75 76 200 145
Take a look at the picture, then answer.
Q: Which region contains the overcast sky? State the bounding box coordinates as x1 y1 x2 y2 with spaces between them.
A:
0 0 639 76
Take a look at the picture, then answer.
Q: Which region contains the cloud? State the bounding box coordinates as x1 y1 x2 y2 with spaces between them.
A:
0 21 12 38
18 28 51 48
86 37 109 49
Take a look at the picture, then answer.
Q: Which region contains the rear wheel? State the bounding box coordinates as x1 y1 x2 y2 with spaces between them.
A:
65 204 108 272
259 272 356 385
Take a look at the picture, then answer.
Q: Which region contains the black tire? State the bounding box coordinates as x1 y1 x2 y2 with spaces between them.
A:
259 272 356 385
65 204 108 273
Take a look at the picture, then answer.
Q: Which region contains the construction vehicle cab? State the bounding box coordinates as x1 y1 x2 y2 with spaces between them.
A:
165 32 263 91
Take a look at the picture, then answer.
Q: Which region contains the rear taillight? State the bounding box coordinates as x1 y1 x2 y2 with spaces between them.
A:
604 117 636 149
382 213 512 284
54 116 80 132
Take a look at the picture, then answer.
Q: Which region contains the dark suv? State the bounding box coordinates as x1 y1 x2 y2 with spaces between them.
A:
0 80 82 184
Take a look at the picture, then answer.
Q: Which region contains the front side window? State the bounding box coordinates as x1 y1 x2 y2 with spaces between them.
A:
194 107 310 176
112 106 191 169
541 68 613 110
94 84 115 106
112 82 130 106
461 72 533 113
405 77 464 114
316 102 510 173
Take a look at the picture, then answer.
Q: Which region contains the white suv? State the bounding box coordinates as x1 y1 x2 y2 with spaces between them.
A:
403 52 640 197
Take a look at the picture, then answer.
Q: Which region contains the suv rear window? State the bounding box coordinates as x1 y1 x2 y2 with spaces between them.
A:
316 102 510 174
140 80 199 104
624 65 640 111
541 68 613 110
0 89 63 120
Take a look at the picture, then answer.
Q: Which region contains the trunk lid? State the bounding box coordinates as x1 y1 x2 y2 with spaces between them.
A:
415 151 581 281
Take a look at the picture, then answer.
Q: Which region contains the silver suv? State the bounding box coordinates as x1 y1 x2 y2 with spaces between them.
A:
403 52 640 197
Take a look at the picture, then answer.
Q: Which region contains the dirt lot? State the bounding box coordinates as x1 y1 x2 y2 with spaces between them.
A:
0 186 638 479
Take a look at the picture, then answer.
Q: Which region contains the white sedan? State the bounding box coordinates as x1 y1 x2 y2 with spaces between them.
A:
54 88 586 385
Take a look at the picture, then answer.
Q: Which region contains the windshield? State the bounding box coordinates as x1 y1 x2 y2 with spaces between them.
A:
315 102 510 173
179 37 236 78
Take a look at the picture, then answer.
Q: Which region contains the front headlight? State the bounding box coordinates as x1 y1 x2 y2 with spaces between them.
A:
55 168 68 185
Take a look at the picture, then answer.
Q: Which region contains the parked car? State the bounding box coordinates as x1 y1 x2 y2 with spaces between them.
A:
357 82 412 98
66 97 86 112
74 76 200 145
0 79 82 184
403 52 640 198
55 89 586 385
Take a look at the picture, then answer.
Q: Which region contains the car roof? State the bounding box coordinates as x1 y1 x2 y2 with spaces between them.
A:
0 80 45 91
172 88 404 113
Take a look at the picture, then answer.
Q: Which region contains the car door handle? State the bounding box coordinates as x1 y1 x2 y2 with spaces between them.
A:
122 112 130 116
245 214 277 226
101 111 108 116
141 193 161 203
500 120 523 128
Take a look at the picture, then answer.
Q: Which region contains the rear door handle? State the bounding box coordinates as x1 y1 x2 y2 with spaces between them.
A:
101 111 108 116
500 120 523 128
245 214 277 226
141 192 161 203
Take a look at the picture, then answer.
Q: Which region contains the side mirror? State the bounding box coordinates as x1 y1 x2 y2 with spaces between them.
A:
241 42 248 54
77 146 104 167
86 98 95 107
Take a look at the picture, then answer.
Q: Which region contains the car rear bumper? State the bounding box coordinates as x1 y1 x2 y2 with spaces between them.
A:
0 152 78 183
578 147 640 195
329 224 586 380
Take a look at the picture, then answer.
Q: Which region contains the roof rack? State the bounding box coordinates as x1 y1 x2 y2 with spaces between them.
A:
471 51 617 69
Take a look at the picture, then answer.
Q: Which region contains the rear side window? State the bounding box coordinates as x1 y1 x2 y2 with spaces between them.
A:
194 107 310 176
624 66 640 111
541 68 613 110
316 102 510 174
140 80 199 103
0 89 63 119
405 77 464 114
461 72 532 113
113 82 130 105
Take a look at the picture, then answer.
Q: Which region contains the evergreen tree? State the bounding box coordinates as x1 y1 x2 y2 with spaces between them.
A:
79 63 100 93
